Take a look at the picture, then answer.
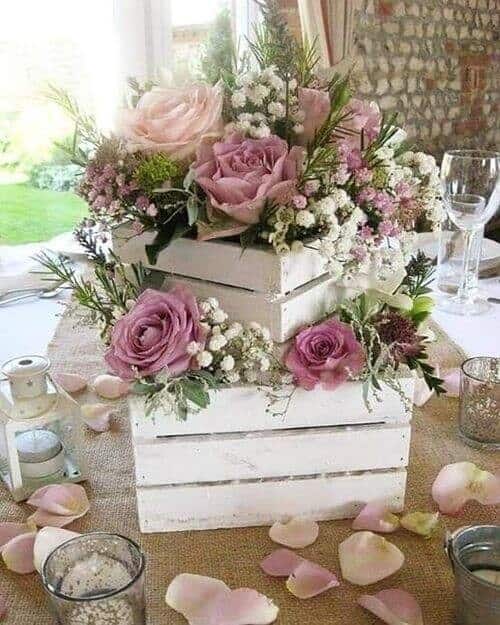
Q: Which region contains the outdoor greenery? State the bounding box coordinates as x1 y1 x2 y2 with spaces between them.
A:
0 183 87 245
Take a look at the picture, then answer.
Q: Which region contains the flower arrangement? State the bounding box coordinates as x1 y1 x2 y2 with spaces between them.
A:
49 0 442 284
37 250 443 420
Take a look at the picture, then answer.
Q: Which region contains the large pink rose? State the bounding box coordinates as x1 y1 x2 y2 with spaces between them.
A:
285 319 365 391
105 286 206 380
195 133 303 239
116 84 223 160
341 99 382 149
298 87 331 144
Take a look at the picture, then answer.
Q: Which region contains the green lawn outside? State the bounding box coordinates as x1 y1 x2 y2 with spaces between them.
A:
0 183 88 245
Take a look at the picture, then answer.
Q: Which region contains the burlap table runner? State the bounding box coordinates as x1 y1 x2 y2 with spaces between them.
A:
0 307 498 625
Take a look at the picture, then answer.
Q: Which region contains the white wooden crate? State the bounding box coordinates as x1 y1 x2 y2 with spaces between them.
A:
130 379 414 533
113 223 328 295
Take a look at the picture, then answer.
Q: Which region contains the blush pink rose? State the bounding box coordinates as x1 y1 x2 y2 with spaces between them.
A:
116 84 223 160
341 99 382 149
297 87 331 144
285 319 365 390
105 287 206 380
195 133 303 239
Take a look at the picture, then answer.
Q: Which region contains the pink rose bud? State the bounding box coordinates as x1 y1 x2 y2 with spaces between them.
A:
292 194 307 209
303 180 320 197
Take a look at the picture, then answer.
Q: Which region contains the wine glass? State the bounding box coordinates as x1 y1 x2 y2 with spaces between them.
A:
438 149 500 315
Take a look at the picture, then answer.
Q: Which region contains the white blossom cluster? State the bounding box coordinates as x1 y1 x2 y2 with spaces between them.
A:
228 66 305 139
188 297 276 385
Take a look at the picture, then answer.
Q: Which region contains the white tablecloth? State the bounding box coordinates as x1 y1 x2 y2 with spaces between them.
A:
1 236 500 364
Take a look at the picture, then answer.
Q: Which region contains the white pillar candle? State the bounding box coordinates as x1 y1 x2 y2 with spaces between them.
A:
16 430 64 479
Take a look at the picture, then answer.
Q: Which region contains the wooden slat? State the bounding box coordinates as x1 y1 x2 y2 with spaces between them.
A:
130 379 414 440
112 223 328 295
133 422 410 486
136 469 407 532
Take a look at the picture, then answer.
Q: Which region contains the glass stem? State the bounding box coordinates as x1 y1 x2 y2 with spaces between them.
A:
456 228 479 303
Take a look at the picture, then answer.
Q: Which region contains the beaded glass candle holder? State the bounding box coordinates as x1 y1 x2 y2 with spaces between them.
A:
459 357 500 450
42 533 145 625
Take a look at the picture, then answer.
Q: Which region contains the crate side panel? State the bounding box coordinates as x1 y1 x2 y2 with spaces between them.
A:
130 379 414 440
134 423 410 486
136 469 407 532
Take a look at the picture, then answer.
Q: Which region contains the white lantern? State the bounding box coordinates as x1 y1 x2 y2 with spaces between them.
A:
0 355 87 502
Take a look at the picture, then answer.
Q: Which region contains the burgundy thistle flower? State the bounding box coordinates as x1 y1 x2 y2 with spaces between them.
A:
376 311 423 365
284 319 365 391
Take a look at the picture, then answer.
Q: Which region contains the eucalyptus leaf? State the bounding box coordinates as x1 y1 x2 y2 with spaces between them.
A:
181 379 211 409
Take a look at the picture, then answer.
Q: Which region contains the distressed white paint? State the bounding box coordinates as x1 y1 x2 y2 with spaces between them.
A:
134 422 410 486
112 223 328 294
136 469 407 532
130 379 414 440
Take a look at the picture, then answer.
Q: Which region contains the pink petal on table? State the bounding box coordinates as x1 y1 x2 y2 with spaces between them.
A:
27 484 89 517
80 403 114 432
209 588 279 625
1 531 36 574
400 512 440 538
442 368 460 397
431 462 500 514
269 518 319 548
260 549 304 577
352 503 400 533
27 510 81 529
413 377 434 407
338 531 405 586
93 374 130 399
52 372 87 394
358 588 423 625
0 522 34 549
286 560 339 599
33 527 80 574
165 573 230 622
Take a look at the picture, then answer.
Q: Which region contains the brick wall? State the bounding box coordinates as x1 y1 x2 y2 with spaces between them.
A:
278 0 499 157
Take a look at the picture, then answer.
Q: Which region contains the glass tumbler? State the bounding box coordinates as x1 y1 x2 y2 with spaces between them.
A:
42 532 145 625
459 357 500 450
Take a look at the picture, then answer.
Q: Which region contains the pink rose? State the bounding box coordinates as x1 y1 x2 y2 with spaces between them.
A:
116 84 223 160
341 99 382 149
297 87 331 144
285 319 365 391
195 133 303 239
105 286 206 380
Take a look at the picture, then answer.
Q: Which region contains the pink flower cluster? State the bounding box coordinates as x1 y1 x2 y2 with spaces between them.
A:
79 163 138 217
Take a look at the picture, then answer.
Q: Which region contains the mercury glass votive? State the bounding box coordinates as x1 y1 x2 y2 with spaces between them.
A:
459 357 500 450
42 532 145 625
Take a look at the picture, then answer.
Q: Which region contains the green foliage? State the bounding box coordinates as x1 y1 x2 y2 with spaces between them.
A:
126 77 157 107
199 8 236 85
133 154 182 195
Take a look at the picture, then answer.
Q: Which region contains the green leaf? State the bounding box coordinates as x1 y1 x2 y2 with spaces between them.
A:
181 379 211 409
145 217 190 264
240 225 259 251
186 196 199 226
131 380 165 395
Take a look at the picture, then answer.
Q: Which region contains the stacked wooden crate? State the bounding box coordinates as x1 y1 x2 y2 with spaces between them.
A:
112 224 414 533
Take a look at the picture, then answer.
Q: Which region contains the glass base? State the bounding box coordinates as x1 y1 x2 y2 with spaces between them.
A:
458 429 500 451
436 294 491 316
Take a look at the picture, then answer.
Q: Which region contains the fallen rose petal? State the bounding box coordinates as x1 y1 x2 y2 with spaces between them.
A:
286 560 339 599
358 588 423 625
442 368 460 397
209 588 279 625
269 518 319 549
1 531 36 574
33 527 80 574
400 512 439 538
413 377 434 407
52 372 87 394
93 374 130 399
80 403 114 432
431 462 500 514
165 573 230 622
0 522 34 548
27 484 90 526
338 531 405 586
260 549 304 577
352 503 400 533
